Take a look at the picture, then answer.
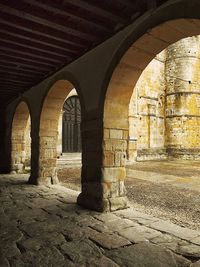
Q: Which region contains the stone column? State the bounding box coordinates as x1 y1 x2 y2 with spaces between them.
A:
77 118 129 212
165 36 200 159
102 127 129 211
57 111 63 157
128 87 138 162
28 124 39 185
77 118 104 211
11 136 26 173
0 109 10 173
38 131 59 185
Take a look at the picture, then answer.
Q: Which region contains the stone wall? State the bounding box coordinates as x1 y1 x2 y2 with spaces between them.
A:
11 102 31 173
129 36 200 161
129 52 166 161
165 36 200 159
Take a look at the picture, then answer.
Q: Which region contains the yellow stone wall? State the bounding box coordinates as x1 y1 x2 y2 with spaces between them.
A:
165 36 200 158
129 51 166 160
129 36 200 161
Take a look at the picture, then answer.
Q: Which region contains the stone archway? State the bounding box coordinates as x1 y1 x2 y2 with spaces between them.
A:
55 89 82 191
57 89 81 157
11 101 31 174
39 80 81 185
128 35 200 162
102 19 200 211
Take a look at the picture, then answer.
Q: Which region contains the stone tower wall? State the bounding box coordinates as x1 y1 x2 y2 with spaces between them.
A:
129 36 200 161
165 36 200 159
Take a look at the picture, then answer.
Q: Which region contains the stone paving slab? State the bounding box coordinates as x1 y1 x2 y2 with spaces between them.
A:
106 242 191 267
192 237 200 246
190 260 200 267
115 208 200 241
148 220 200 241
117 225 162 243
0 174 200 266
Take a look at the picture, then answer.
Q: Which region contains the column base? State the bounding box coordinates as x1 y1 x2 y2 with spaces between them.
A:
28 175 59 186
28 175 38 185
77 192 129 212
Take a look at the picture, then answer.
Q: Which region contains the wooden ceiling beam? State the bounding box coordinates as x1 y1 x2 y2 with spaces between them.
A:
0 61 46 75
0 87 22 92
0 79 31 86
0 77 39 85
147 0 157 8
0 66 45 78
64 0 125 23
0 82 27 89
0 45 63 65
0 39 73 61
115 0 141 8
0 2 99 42
0 14 89 48
0 57 52 73
0 51 57 69
0 28 82 55
23 0 110 33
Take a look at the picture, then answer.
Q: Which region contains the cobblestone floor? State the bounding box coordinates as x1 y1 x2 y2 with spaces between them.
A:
1 174 200 267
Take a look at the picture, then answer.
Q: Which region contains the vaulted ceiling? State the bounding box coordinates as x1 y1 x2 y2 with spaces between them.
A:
0 0 167 106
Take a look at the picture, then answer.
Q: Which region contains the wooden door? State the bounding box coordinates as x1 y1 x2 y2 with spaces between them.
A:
62 96 81 152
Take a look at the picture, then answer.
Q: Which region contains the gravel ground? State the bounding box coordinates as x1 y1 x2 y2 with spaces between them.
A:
125 177 200 231
58 161 200 231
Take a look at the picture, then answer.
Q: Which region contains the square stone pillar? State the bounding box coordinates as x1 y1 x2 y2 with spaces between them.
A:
77 120 129 212
37 134 59 185
28 129 39 185
0 110 11 173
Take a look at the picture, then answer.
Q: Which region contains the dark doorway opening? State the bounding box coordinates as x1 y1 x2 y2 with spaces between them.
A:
62 96 81 152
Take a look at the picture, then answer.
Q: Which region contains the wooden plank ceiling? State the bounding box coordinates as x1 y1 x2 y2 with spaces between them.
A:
0 0 167 106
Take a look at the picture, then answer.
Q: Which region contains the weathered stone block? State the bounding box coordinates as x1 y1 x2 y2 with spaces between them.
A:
77 192 110 212
104 129 110 139
115 151 122 167
103 139 127 152
128 140 137 150
102 167 126 183
103 151 115 167
110 129 123 139
123 130 128 140
109 196 130 211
